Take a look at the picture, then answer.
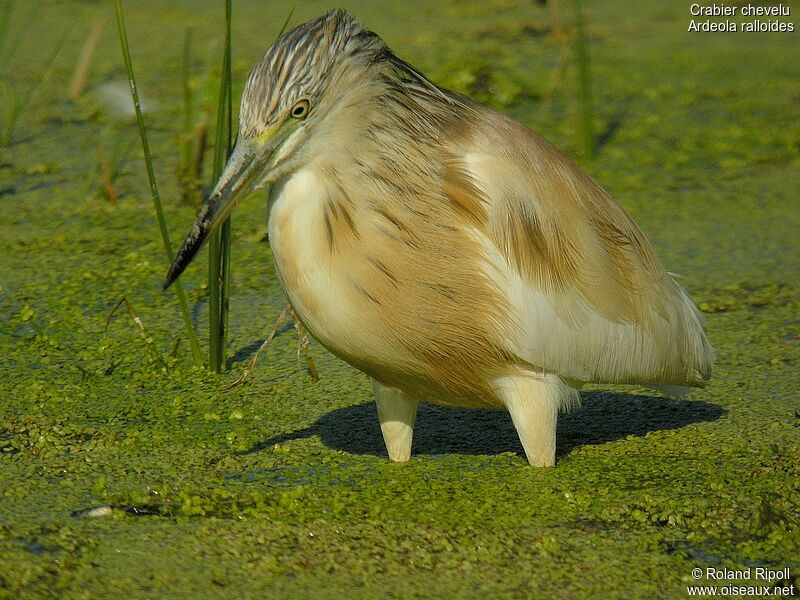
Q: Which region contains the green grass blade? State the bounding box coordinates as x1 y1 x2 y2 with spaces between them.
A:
0 0 20 76
277 6 295 38
1 24 68 146
573 0 594 159
114 0 203 367
208 0 233 373
180 26 194 193
221 0 234 369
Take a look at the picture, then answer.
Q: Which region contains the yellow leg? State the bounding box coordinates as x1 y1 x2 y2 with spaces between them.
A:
373 380 419 462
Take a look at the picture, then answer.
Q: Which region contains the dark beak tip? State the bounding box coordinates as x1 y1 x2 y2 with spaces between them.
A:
159 152 247 295
162 260 184 292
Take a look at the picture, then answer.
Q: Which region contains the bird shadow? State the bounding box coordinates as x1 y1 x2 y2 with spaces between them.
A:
227 322 295 368
239 391 725 460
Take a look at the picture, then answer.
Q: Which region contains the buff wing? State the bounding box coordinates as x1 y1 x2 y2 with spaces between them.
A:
448 111 714 388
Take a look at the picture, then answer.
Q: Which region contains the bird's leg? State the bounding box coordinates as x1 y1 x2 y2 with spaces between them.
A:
225 305 289 389
493 374 579 467
373 380 419 463
291 307 319 382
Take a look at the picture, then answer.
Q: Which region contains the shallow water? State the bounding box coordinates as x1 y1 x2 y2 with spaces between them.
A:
1 1 798 598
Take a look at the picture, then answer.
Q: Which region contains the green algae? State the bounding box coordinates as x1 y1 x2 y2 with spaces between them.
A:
1 0 799 598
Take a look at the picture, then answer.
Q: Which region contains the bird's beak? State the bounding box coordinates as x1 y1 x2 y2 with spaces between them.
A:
163 137 267 290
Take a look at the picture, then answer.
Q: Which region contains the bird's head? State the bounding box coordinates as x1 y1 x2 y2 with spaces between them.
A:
163 10 399 289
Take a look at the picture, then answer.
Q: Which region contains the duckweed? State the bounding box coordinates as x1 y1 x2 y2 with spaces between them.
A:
0 0 797 598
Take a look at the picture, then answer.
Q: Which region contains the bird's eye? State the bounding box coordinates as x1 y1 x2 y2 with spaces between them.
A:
290 99 310 119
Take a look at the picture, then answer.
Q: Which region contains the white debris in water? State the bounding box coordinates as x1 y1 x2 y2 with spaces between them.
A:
76 505 114 518
95 80 154 117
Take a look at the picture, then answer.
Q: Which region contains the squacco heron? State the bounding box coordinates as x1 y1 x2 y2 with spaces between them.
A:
164 10 714 466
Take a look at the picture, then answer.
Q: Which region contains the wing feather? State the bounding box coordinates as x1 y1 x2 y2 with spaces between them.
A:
444 108 714 386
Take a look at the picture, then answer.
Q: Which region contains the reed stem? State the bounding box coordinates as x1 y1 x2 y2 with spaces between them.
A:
179 25 194 199
69 20 105 101
208 0 234 373
1 23 67 146
573 0 594 159
114 0 203 366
